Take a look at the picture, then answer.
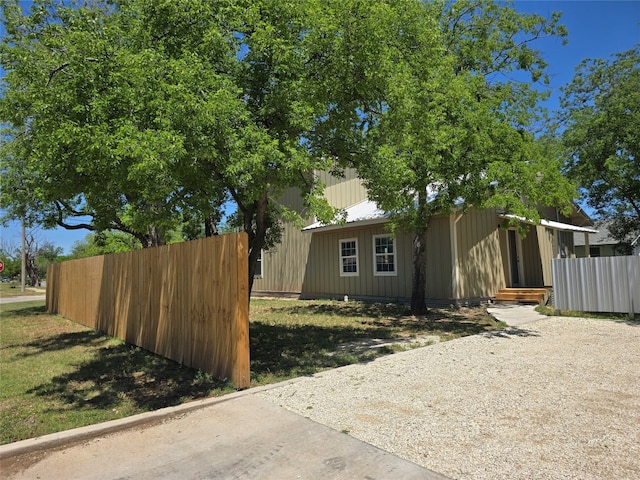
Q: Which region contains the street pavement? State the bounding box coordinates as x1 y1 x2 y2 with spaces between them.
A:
0 294 46 304
1 389 446 480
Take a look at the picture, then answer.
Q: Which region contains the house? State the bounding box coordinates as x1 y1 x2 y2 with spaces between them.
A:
574 220 632 257
253 170 596 306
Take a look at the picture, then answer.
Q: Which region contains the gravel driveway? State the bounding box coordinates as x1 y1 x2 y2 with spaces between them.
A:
258 310 640 479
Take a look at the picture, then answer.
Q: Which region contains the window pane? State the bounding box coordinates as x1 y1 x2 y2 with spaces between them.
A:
376 255 395 272
374 236 396 274
375 237 393 254
340 239 358 275
341 241 356 257
342 258 357 273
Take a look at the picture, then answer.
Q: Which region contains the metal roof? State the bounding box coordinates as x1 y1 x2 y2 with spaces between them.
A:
303 199 389 232
501 214 599 234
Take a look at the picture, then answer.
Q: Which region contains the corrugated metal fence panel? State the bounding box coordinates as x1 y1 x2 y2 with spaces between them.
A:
552 256 640 314
46 234 250 388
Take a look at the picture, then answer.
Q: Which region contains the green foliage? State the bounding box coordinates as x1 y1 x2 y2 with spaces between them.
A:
1 0 578 303
0 255 20 278
560 45 640 244
70 231 142 259
0 0 337 290
304 0 574 312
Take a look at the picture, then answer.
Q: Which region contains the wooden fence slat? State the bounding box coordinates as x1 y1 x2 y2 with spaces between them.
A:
46 233 250 387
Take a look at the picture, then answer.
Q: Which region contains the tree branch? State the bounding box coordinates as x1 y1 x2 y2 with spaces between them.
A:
47 63 70 86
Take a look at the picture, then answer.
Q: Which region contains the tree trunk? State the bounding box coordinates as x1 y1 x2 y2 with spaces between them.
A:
410 189 431 315
204 215 218 237
246 192 269 298
410 226 428 315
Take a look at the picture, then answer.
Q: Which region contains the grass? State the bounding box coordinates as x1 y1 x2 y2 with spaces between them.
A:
0 282 44 297
535 304 637 322
249 299 502 382
0 298 504 444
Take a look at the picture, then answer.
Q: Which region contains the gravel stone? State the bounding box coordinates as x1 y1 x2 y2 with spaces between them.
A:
257 315 640 480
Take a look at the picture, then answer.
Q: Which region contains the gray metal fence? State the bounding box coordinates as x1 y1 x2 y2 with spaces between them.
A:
552 256 640 315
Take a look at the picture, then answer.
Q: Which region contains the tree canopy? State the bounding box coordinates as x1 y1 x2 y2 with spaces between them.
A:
560 45 640 246
303 0 575 313
0 0 337 290
1 0 579 306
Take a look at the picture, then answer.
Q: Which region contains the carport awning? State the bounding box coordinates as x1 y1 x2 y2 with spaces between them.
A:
500 214 598 234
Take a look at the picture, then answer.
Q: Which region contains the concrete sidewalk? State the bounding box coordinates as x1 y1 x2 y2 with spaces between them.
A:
0 304 544 479
487 303 547 326
0 295 46 304
1 387 447 480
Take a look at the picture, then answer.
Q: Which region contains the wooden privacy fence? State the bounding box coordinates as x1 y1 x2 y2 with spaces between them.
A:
46 233 250 388
552 256 640 316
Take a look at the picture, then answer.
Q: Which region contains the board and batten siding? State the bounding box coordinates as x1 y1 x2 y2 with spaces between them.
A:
301 209 511 303
301 224 413 299
424 216 453 300
537 226 555 286
253 170 369 294
455 208 506 299
252 187 312 293
320 168 368 209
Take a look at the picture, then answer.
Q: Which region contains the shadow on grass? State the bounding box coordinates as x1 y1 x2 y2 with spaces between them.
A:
20 301 503 413
272 302 411 319
249 310 499 380
18 331 108 356
250 322 383 379
0 304 48 318
27 342 232 412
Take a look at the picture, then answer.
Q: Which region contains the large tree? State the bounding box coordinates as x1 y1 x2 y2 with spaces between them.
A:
305 0 575 314
0 0 336 292
560 45 640 246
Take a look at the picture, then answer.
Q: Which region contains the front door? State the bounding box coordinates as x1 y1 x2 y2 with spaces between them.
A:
507 229 523 287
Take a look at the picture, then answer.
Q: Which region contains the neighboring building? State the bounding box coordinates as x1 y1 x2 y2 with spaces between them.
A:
574 220 630 257
253 170 596 306
633 235 640 256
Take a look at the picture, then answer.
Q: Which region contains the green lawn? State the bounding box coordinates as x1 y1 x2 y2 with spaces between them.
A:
0 282 44 298
0 298 504 444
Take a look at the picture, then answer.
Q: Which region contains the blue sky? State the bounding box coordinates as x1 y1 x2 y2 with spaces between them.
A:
1 0 639 254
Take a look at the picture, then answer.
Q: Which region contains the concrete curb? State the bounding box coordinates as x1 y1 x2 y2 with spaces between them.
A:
0 377 306 460
1 307 540 461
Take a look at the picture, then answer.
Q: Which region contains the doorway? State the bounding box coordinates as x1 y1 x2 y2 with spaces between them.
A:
507 229 523 287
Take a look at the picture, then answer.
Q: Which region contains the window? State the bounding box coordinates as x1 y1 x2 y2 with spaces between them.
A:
339 238 359 276
373 235 396 276
589 246 601 257
254 250 263 278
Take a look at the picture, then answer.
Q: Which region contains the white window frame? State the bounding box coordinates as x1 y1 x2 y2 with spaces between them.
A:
339 238 359 277
373 235 397 276
254 250 263 278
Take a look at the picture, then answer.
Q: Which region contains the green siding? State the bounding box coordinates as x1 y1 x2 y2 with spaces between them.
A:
424 216 453 300
252 221 312 292
321 169 368 209
301 225 412 299
456 208 506 299
537 226 555 286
